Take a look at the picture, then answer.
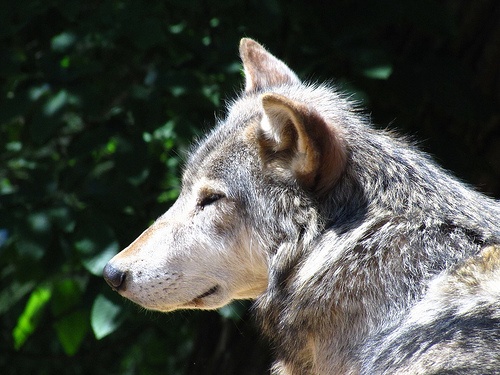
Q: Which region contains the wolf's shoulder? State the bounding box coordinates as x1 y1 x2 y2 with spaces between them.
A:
362 245 500 375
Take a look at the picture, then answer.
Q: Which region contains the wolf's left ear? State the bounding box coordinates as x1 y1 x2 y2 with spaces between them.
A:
257 93 347 193
240 38 300 93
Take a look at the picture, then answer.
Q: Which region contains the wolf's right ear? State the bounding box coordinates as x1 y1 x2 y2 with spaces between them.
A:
240 38 300 93
254 93 347 194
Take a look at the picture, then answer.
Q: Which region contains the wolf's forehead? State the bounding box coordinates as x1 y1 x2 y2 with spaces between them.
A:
181 95 263 186
183 126 257 185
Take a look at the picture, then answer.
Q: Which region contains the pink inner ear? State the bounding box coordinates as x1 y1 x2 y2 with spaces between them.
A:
239 38 300 93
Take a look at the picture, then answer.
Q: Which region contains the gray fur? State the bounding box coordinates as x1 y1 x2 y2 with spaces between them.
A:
104 39 500 374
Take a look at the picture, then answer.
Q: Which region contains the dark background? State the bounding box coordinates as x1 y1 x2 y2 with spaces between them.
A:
1 1 499 374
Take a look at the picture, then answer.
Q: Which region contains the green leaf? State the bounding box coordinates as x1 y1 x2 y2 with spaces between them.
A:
51 32 77 52
81 241 119 276
74 215 120 276
44 90 70 116
91 294 124 339
12 286 52 350
217 300 248 321
51 278 83 316
363 65 393 80
54 310 89 356
0 280 35 315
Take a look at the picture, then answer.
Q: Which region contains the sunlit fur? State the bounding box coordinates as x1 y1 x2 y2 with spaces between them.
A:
104 39 500 374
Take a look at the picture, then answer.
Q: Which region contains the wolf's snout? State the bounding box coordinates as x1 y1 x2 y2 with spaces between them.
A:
103 263 126 291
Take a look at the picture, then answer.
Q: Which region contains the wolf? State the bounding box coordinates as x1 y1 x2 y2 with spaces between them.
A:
103 38 500 374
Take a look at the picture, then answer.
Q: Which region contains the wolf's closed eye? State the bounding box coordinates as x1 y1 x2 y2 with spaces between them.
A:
198 193 224 208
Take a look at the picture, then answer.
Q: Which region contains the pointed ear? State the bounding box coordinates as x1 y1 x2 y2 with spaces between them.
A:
256 93 347 193
239 38 300 93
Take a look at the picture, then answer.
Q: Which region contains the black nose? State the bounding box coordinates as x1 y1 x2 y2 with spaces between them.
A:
103 263 126 291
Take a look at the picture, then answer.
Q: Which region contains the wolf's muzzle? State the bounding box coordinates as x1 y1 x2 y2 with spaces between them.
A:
103 263 126 291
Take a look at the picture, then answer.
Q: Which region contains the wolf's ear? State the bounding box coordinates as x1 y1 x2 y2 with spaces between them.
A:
257 93 347 193
240 38 300 93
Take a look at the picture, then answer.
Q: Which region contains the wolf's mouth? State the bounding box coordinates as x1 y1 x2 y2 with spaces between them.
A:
195 285 219 300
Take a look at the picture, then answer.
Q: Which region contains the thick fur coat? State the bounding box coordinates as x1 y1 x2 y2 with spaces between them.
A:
104 39 500 374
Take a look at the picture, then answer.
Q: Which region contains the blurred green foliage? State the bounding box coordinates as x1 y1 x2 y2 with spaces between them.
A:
1 1 499 374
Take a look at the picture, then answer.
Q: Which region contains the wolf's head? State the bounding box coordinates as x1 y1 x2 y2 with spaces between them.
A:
103 38 347 312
